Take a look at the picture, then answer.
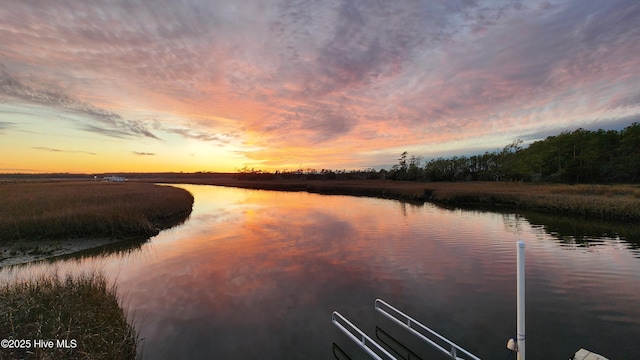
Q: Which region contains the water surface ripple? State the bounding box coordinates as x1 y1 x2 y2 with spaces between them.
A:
2 185 639 359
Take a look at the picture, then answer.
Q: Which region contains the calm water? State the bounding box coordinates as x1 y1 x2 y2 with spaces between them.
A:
2 185 640 359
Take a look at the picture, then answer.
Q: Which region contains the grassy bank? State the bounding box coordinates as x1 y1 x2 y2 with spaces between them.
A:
423 182 640 221
140 176 640 221
0 181 194 242
0 271 137 360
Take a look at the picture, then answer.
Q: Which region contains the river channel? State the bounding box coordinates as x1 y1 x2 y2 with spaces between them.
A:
2 184 640 359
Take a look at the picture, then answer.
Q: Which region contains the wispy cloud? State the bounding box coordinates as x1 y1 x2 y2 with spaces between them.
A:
161 126 234 143
1 0 639 171
0 121 14 133
31 146 96 155
132 151 156 156
0 167 45 173
1 65 158 140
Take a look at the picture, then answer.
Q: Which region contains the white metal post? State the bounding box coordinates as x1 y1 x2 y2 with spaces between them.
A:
517 241 526 360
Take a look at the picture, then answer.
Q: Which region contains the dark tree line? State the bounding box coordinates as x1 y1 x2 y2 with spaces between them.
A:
234 123 639 184
389 123 640 183
235 166 385 181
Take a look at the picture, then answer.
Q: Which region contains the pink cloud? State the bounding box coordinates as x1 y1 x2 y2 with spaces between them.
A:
1 0 639 171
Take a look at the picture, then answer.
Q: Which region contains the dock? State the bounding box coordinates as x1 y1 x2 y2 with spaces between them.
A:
332 241 609 359
572 348 609 360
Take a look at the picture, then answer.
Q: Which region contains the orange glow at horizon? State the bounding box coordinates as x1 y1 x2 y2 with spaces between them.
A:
2 1 640 174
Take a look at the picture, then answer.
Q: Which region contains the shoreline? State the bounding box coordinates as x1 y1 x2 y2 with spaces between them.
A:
0 181 193 268
2 178 638 267
0 236 146 268
141 177 640 222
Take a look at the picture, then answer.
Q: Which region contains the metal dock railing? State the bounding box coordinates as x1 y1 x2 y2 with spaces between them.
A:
375 299 480 360
333 299 480 360
332 311 398 360
333 242 609 360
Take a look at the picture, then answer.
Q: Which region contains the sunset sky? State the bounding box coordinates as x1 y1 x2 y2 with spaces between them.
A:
1 0 639 173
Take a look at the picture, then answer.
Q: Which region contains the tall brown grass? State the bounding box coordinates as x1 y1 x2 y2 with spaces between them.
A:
0 271 138 359
425 182 640 220
145 176 640 221
0 181 194 242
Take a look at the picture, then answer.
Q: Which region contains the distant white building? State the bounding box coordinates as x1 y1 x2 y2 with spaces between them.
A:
103 175 126 182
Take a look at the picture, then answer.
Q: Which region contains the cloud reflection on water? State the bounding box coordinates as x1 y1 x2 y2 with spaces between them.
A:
2 185 639 359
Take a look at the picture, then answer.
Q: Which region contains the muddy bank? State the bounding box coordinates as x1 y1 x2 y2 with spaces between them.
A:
0 182 194 267
0 236 149 267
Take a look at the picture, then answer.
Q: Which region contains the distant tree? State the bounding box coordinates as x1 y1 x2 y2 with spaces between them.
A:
620 122 640 182
407 155 424 180
390 151 409 180
236 125 640 185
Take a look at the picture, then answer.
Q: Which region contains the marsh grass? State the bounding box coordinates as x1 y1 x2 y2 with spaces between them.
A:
0 271 138 359
421 182 640 220
146 176 640 221
0 181 193 243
